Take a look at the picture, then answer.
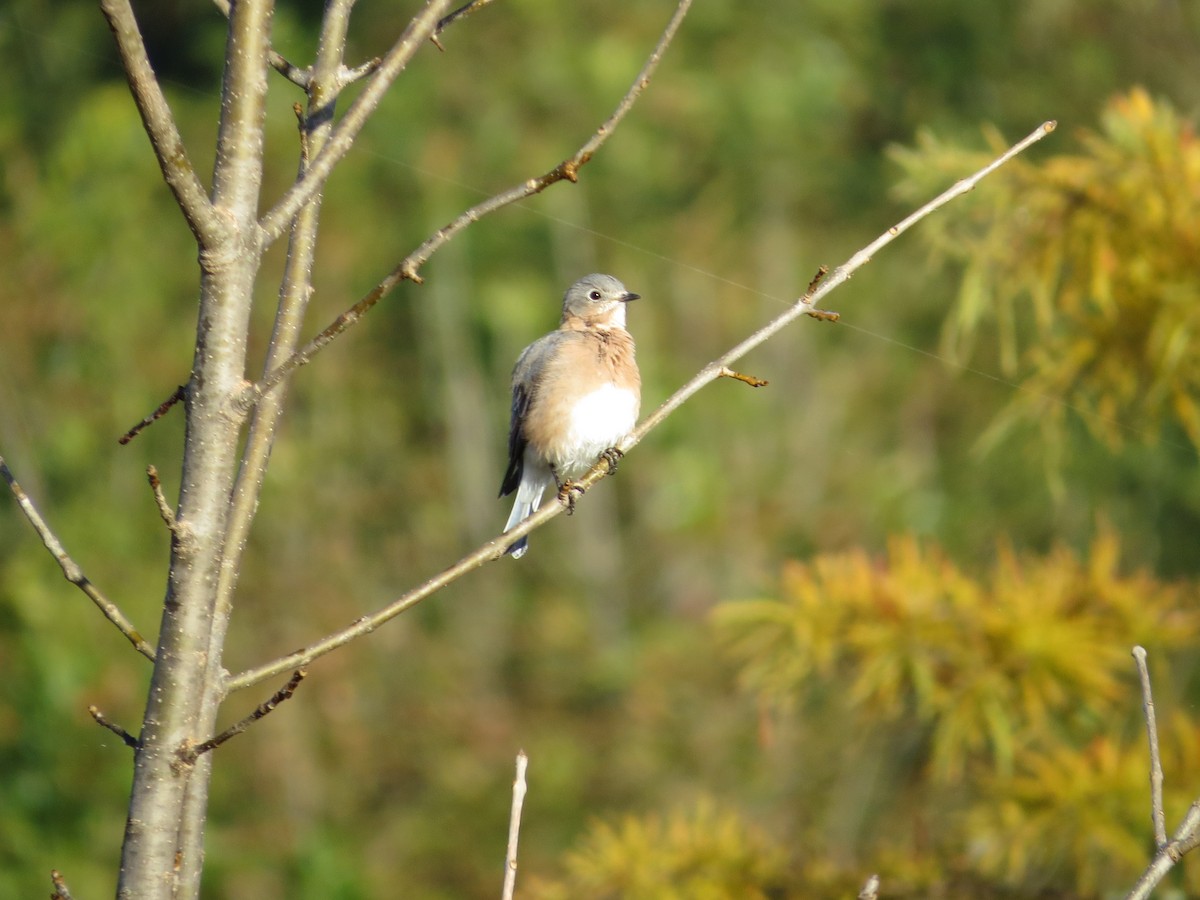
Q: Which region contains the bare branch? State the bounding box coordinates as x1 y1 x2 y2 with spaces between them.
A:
226 121 1054 693
1133 645 1167 848
183 670 308 762
118 385 186 445
0 456 156 661
89 705 140 750
616 121 1057 460
258 0 458 244
98 0 220 243
238 0 696 412
502 751 529 900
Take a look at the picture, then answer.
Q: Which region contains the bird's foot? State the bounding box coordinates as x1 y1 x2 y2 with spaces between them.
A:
557 480 584 514
599 446 624 475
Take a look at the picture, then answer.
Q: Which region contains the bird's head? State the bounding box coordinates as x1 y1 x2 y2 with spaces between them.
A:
560 273 640 329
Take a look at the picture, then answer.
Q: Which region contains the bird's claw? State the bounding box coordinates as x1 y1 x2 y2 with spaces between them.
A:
557 480 584 514
599 446 624 474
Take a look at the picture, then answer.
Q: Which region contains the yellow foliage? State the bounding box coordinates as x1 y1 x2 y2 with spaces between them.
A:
967 714 1200 895
715 529 1197 780
527 798 789 900
712 531 1200 895
891 88 1200 452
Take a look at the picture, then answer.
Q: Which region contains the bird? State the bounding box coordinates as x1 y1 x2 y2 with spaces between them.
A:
499 273 642 558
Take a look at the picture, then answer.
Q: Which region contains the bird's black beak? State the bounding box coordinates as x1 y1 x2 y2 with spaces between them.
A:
621 291 640 303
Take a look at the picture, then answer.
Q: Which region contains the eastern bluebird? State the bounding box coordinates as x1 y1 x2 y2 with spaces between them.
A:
500 273 642 558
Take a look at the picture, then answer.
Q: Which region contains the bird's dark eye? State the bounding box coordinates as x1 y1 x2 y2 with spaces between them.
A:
589 290 602 301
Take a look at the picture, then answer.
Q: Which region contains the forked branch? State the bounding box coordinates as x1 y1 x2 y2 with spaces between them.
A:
226 120 1055 693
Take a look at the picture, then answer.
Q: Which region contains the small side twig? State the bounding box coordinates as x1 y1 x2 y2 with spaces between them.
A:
436 0 496 36
718 367 769 388
89 705 140 749
293 102 311 163
857 874 880 900
501 751 529 900
50 869 74 900
1 456 156 661
338 57 382 89
1133 645 1167 848
802 265 839 321
118 385 186 445
146 465 176 529
181 669 308 762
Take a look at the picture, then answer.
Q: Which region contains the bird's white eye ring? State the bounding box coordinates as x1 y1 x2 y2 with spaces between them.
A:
589 290 602 300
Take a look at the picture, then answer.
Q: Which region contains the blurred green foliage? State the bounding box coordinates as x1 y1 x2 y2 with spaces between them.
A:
2 0 1200 896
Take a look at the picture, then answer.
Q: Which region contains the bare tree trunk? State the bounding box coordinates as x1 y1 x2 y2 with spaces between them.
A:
116 0 273 894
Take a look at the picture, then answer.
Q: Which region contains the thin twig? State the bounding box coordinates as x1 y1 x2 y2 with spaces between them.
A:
238 0 696 413
118 385 186 445
718 367 769 388
98 0 220 243
226 121 1054 693
1133 646 1167 848
50 870 74 900
184 670 308 761
1 456 156 661
89 705 140 749
437 0 498 36
501 751 529 900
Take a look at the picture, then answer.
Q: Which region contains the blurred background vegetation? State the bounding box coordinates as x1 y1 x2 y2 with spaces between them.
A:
2 0 1200 896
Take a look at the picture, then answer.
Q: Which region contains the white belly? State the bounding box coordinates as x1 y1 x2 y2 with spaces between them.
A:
552 384 639 478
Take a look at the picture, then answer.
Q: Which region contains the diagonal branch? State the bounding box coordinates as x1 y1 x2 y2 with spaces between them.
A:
1 455 156 661
257 0 457 245
185 670 307 761
99 0 220 244
226 120 1055 693
237 0 696 413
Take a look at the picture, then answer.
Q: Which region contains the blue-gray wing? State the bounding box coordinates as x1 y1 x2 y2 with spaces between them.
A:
500 377 531 497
